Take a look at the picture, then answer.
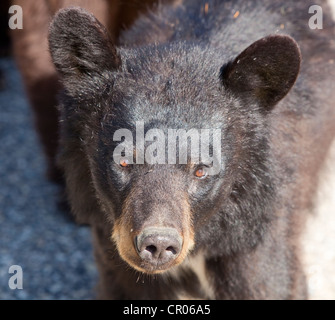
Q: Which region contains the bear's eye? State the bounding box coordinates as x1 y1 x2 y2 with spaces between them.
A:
194 166 208 179
120 159 130 168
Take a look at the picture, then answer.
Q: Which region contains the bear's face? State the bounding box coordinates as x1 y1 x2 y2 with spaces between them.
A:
80 59 235 273
49 8 301 274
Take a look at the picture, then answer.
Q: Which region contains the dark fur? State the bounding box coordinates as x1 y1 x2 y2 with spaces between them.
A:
49 0 335 299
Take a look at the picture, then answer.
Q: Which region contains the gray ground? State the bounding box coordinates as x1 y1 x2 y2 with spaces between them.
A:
0 58 97 300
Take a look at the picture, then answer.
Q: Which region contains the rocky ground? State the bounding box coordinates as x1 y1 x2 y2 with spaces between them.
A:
0 59 97 299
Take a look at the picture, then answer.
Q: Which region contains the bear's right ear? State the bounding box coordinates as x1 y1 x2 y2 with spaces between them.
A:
49 7 121 94
221 35 301 111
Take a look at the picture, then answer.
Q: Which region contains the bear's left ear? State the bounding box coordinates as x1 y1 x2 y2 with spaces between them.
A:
221 35 301 110
49 7 121 94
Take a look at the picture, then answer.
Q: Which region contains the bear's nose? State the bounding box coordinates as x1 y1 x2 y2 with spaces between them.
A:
135 227 182 267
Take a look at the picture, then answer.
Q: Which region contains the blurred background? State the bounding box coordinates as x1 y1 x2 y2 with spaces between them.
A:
0 1 98 300
0 0 334 300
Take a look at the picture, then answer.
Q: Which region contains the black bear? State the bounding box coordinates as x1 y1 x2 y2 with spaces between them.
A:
48 0 335 299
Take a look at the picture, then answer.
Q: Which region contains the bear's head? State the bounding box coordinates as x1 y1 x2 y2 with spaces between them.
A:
49 8 301 274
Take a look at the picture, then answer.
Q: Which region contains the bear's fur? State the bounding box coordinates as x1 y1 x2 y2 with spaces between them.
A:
49 0 335 299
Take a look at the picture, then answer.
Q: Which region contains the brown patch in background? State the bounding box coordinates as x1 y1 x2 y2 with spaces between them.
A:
10 0 157 182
